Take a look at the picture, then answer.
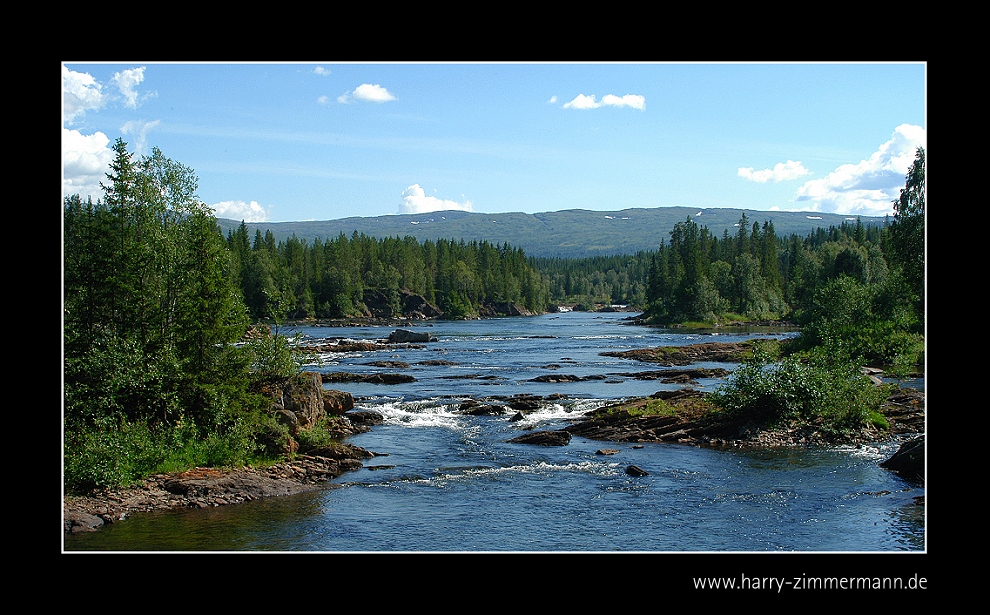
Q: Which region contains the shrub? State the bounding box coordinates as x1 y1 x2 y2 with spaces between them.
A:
706 344 891 434
296 416 349 450
63 417 261 494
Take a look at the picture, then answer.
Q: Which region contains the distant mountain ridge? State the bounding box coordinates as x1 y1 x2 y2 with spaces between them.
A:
217 206 887 259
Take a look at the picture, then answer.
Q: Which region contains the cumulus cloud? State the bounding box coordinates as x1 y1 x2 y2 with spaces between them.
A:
338 83 397 103
793 124 926 216
63 65 154 124
313 66 331 76
62 66 105 124
561 93 645 110
62 128 113 203
210 200 270 222
399 184 473 214
738 160 812 183
112 67 149 109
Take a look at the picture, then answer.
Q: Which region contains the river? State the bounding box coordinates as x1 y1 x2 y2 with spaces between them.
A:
63 311 925 553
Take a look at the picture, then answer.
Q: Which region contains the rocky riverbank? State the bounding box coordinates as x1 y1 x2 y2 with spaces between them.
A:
63 338 925 535
63 440 381 534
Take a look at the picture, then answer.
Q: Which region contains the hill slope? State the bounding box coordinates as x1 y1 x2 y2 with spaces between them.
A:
217 206 885 259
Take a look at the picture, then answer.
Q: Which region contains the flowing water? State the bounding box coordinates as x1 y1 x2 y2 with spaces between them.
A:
63 311 925 553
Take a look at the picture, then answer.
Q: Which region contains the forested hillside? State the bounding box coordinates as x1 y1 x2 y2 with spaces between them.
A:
225 225 550 321
217 207 886 259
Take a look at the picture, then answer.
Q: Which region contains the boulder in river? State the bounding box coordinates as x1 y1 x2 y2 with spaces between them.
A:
323 372 416 384
388 329 436 343
507 430 572 446
625 465 649 477
880 435 925 483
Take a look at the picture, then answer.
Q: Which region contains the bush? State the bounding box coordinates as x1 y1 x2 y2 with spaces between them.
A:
64 420 168 493
63 417 261 494
296 416 350 450
706 344 891 434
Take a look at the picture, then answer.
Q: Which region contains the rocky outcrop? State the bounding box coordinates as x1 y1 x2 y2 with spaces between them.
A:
256 372 355 433
345 410 386 427
507 430 572 446
388 329 437 343
528 374 606 383
480 302 533 317
609 367 730 381
362 289 443 320
296 339 389 353
323 389 355 415
458 399 509 416
323 371 416 384
880 435 924 483
563 387 925 449
63 452 372 534
879 388 925 434
601 340 770 366
401 290 443 319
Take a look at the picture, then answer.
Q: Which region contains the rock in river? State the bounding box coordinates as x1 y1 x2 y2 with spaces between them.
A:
507 430 573 446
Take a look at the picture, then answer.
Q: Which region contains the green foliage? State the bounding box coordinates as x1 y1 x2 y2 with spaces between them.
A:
63 418 260 494
228 230 551 320
295 416 349 450
245 328 303 382
888 147 925 328
791 273 922 369
707 344 892 434
64 140 260 492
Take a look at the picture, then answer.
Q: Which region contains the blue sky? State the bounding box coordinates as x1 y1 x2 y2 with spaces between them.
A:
62 62 926 223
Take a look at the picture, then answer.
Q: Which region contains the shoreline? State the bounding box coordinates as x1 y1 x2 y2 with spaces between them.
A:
64 385 924 536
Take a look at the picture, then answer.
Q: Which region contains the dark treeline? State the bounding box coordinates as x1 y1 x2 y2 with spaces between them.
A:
224 226 550 322
536 210 903 325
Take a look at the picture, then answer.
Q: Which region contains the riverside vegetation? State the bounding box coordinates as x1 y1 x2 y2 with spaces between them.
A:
62 140 925 499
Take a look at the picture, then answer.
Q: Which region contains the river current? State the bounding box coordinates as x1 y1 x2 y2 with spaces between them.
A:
63 311 925 553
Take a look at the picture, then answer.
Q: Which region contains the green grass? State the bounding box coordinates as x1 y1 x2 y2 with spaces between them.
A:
631 398 677 417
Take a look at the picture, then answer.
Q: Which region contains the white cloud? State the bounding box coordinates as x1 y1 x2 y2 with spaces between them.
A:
62 128 113 203
62 65 105 124
399 184 473 214
210 200 270 223
313 66 331 76
738 160 811 183
317 95 329 104
562 93 645 110
547 95 558 104
338 83 397 104
794 124 926 216
112 67 148 109
563 94 599 110
120 119 160 156
63 65 154 125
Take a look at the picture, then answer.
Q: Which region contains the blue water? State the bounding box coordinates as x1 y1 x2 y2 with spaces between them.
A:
62 312 925 553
